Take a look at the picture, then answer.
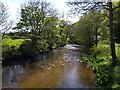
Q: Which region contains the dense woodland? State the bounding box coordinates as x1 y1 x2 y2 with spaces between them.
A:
1 0 120 88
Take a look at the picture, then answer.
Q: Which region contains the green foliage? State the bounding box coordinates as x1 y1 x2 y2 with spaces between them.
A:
2 38 25 49
12 0 68 56
82 43 120 88
116 44 120 60
99 18 110 41
2 6 68 59
94 44 111 58
113 2 120 44
112 83 120 88
2 35 10 38
112 65 120 88
13 1 47 36
81 13 120 86
2 38 25 59
36 40 49 53
67 1 120 88
113 66 120 84
19 39 49 58
2 37 48 59
19 40 34 57
68 9 103 49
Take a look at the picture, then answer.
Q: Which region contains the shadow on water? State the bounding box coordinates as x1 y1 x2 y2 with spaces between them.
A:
2 44 95 88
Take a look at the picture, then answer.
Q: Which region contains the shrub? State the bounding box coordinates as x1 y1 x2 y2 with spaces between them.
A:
113 66 120 85
82 43 119 88
2 45 21 59
19 40 35 58
36 40 49 53
19 39 49 57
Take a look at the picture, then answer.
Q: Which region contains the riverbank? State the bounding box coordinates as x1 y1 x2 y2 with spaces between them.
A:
82 43 120 88
2 37 67 61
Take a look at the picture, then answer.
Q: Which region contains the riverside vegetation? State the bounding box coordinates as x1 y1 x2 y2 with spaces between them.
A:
1 0 120 88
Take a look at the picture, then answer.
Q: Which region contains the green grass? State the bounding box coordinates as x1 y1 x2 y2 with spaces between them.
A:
2 38 31 49
2 38 30 60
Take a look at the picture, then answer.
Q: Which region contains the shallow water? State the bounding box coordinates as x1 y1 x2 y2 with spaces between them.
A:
2 44 95 88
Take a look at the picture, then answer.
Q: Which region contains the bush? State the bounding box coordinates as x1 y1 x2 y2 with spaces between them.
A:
2 45 21 59
19 39 49 57
36 40 49 53
82 43 120 88
19 40 35 58
112 83 120 88
113 66 120 85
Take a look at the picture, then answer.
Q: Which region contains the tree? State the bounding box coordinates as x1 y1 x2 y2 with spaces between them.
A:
14 0 58 42
73 15 94 47
0 1 12 61
91 9 103 46
67 1 120 64
14 0 68 55
64 9 103 49
0 1 12 35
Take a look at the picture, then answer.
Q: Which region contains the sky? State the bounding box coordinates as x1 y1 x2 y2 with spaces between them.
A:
1 0 80 24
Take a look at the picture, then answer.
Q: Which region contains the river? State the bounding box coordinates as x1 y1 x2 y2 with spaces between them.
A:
2 44 95 88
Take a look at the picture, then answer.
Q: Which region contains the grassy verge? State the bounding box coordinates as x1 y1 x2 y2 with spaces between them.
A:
82 43 120 88
2 38 27 60
2 37 50 60
2 38 26 49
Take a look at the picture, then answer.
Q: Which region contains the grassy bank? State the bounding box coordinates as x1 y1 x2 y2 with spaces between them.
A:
2 37 65 60
2 38 26 49
2 38 27 60
82 43 120 88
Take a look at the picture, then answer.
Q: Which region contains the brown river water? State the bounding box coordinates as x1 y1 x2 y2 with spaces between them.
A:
2 44 95 88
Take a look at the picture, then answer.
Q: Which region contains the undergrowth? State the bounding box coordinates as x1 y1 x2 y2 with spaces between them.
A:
82 43 120 88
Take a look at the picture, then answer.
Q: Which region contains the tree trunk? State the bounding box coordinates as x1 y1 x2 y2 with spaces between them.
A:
95 25 98 46
109 2 117 64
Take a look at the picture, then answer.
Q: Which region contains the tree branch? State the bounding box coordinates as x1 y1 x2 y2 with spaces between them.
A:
113 5 120 10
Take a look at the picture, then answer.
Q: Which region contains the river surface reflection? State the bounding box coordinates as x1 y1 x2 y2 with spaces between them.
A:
2 44 95 88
